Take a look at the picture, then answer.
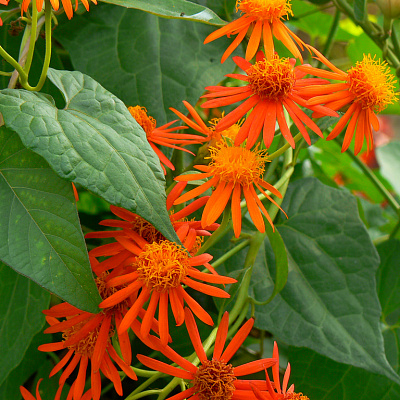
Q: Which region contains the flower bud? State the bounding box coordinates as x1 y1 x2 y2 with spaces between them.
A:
376 0 400 20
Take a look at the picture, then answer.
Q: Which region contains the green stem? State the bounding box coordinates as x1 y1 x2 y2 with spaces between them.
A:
0 71 12 76
195 205 231 255
128 390 162 400
23 0 52 91
0 45 27 81
389 218 400 239
210 238 250 269
268 132 302 161
391 23 400 62
23 5 38 75
126 372 164 399
131 367 159 377
317 8 341 68
342 142 400 212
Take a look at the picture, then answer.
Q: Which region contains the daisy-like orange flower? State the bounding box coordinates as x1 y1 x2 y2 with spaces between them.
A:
137 309 277 400
174 138 283 237
21 0 96 19
92 233 236 346
250 342 309 400
202 52 338 149
129 105 204 174
170 100 244 146
204 0 306 63
298 48 398 155
38 268 139 400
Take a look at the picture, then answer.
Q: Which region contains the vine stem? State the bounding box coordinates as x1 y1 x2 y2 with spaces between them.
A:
268 132 302 160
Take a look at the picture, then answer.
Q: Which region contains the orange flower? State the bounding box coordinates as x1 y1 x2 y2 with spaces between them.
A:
128 106 204 174
170 100 244 145
137 309 277 400
174 138 283 237
202 53 338 149
204 0 306 63
38 268 140 400
298 48 398 155
250 342 309 400
21 0 96 19
20 379 43 400
93 236 236 346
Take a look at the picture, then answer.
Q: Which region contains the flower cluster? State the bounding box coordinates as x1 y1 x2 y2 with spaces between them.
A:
19 0 398 399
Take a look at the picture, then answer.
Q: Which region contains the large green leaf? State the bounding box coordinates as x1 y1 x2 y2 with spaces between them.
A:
376 239 400 319
0 127 101 312
0 68 178 243
287 328 400 400
376 141 400 195
251 178 398 382
99 0 225 25
53 4 240 124
0 262 50 387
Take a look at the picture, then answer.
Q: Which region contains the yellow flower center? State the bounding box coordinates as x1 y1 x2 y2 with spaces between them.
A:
247 56 296 101
63 320 113 358
237 0 293 21
346 55 398 112
128 105 156 136
284 393 310 400
209 118 243 142
135 241 190 292
130 214 164 244
208 140 268 186
193 359 236 400
96 273 130 313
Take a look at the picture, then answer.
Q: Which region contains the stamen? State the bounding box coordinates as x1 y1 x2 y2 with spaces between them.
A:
236 0 293 21
128 106 157 136
193 359 236 400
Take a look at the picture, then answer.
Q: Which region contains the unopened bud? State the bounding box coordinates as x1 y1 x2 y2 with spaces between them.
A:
376 0 400 20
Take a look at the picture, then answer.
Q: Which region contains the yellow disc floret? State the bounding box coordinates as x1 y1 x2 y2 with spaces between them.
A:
208 140 269 186
128 106 157 136
135 241 190 292
347 54 398 112
193 359 236 400
284 393 310 400
247 56 295 101
237 0 293 21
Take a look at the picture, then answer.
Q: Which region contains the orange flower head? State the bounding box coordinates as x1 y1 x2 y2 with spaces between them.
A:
137 310 277 400
128 105 202 173
346 55 397 113
193 359 236 400
247 56 296 101
208 141 268 186
129 106 157 138
237 0 293 22
21 0 96 19
298 47 398 155
175 139 285 237
136 241 189 292
209 117 244 142
204 0 305 63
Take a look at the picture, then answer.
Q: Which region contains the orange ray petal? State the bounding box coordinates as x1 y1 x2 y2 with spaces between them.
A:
50 348 74 377
101 353 123 395
178 286 214 325
234 358 276 376
118 287 151 333
233 55 253 72
276 103 295 148
261 101 277 148
222 28 248 64
107 345 138 381
187 268 236 284
115 312 132 365
184 308 208 362
43 302 82 317
204 16 253 43
89 242 124 257
231 184 242 238
246 20 263 60
308 45 348 77
170 287 185 326
297 65 346 81
100 280 142 308
283 101 311 144
63 314 104 348
202 181 234 227
91 368 101 400
157 292 169 346
44 312 92 334
137 354 194 380
246 103 269 148
235 106 259 146
353 109 366 155
167 388 197 400
221 318 254 362
74 354 88 400
202 89 253 108
262 21 274 60
213 312 229 360
273 20 302 61
174 176 219 204
282 363 291 393
141 291 160 337
243 185 265 232
183 277 230 298
175 171 214 182
59 353 81 384
326 102 357 140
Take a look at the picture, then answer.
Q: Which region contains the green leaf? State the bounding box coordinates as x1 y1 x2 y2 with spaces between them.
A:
251 178 398 383
376 141 400 195
377 239 400 318
0 69 178 243
287 329 400 400
0 127 101 312
99 0 226 25
53 4 240 124
0 261 50 387
0 128 101 312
